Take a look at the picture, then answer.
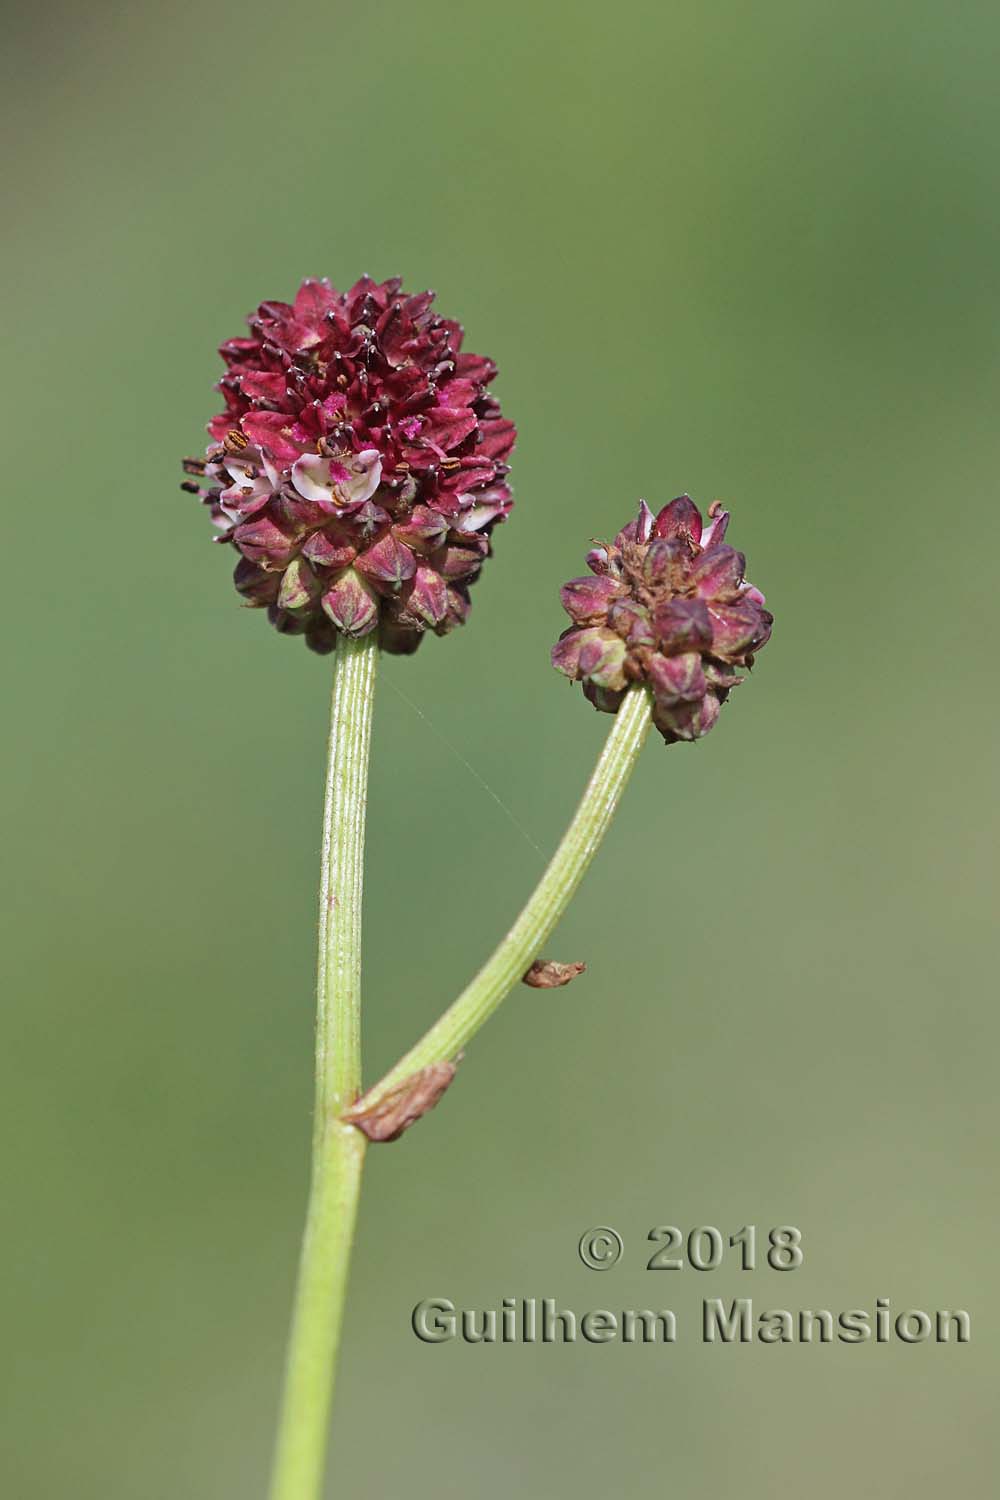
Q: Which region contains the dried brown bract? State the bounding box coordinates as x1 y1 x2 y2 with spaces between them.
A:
343 1060 458 1142
522 959 587 989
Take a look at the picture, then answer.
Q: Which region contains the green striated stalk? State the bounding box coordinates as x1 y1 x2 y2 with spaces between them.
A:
268 632 378 1500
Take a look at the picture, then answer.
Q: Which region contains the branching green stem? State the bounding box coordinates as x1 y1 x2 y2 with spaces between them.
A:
362 683 652 1109
268 632 378 1500
267 671 650 1500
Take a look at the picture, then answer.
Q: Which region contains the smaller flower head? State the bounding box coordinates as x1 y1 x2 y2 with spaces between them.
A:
552 496 772 744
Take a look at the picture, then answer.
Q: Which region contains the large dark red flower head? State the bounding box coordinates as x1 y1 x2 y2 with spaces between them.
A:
182 277 516 654
552 496 772 744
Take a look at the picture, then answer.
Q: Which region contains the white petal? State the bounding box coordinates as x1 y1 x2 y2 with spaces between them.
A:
338 449 382 504
291 454 334 503
455 501 501 532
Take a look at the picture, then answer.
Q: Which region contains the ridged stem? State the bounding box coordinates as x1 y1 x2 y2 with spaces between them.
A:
362 683 652 1108
268 632 378 1500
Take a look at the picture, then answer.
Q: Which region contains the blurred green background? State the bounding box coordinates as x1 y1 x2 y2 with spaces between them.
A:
2 0 997 1494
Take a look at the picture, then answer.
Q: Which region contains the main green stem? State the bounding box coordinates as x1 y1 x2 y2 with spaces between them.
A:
268 632 379 1500
363 683 653 1109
